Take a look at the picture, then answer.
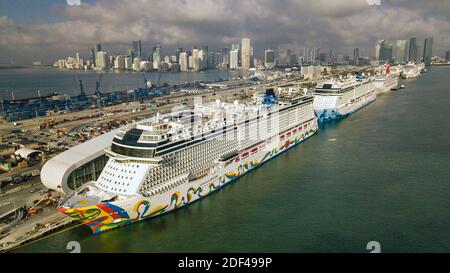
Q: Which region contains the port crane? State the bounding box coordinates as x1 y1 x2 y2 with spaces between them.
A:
95 72 104 95
75 74 85 96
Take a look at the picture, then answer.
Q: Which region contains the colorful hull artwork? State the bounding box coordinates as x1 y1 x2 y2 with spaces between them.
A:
58 119 318 234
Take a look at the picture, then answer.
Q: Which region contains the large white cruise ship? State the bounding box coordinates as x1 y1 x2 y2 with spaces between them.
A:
313 75 376 122
401 62 421 79
374 65 399 94
58 90 318 234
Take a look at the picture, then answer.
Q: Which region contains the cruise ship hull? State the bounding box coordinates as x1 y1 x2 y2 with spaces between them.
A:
374 76 399 94
59 118 318 234
314 89 376 123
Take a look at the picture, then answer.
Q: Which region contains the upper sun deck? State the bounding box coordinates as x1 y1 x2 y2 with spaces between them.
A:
315 75 371 94
115 98 281 144
107 92 312 160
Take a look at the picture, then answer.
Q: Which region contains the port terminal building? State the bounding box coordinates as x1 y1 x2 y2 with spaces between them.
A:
41 130 118 193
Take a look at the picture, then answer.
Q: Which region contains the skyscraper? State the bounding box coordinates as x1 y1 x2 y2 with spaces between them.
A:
179 52 189 71
408 37 417 62
152 44 161 70
89 48 96 67
375 40 382 60
422 37 434 66
221 47 230 68
95 44 102 53
446 51 450 62
353 48 359 66
176 46 184 63
241 38 251 68
132 40 142 59
229 49 239 69
278 45 291 66
191 49 200 71
394 40 408 64
264 49 275 68
96 51 108 68
376 40 393 62
114 55 125 70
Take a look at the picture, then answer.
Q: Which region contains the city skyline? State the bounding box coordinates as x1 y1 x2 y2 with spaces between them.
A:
0 0 449 64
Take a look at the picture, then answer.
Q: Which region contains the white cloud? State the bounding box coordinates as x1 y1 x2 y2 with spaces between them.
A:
0 0 448 63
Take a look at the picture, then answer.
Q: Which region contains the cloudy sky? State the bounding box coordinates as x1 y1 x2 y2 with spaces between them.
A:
0 0 449 64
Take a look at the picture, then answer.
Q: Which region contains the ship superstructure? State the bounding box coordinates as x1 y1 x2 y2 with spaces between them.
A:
313 75 376 122
58 90 318 234
374 65 399 94
401 62 422 79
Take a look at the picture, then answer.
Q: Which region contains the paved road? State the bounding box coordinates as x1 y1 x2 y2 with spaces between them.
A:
0 183 44 215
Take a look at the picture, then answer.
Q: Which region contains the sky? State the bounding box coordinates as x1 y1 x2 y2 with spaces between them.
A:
0 0 449 64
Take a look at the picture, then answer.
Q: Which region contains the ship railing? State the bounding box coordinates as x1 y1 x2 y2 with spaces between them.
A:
59 182 95 206
143 174 189 197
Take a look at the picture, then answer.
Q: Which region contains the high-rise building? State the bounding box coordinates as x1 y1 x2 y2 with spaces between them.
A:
214 52 223 68
318 53 327 64
375 40 382 60
423 37 434 66
221 47 230 67
376 40 393 62
394 40 408 64
264 49 275 68
191 49 200 71
152 45 161 70
179 52 189 72
114 55 125 70
207 52 216 68
353 48 359 66
408 37 417 62
446 51 450 62
132 40 142 59
132 57 141 71
241 38 251 68
109 56 115 69
302 47 317 65
176 46 184 63
381 43 393 62
96 51 108 68
95 44 102 53
310 48 318 64
278 45 291 66
198 49 207 70
124 57 132 70
89 48 96 67
229 49 239 69
128 48 135 63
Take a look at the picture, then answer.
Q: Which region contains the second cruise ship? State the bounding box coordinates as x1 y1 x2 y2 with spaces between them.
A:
374 65 399 94
58 90 318 234
313 74 376 122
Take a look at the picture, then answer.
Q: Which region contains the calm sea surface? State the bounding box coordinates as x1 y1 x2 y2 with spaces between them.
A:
14 67 450 253
0 67 248 100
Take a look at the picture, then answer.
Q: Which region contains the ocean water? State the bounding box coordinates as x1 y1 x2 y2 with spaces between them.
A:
14 67 450 253
0 67 247 100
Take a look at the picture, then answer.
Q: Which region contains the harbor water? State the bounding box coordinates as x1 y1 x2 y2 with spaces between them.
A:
0 68 248 100
13 67 450 253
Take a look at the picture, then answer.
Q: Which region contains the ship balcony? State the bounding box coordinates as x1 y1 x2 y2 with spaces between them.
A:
105 148 163 164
